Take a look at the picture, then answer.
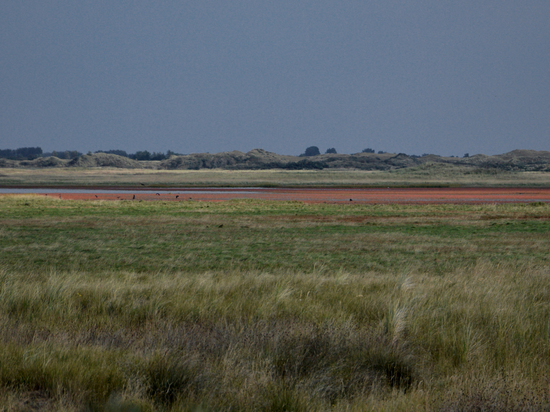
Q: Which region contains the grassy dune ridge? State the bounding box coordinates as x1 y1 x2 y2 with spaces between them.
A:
1 196 550 410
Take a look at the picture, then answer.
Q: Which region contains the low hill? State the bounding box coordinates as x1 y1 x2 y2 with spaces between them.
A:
158 149 550 171
477 150 550 171
67 153 154 168
158 150 423 170
1 149 549 172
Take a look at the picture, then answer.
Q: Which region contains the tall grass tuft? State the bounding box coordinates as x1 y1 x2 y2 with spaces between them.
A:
1 197 550 409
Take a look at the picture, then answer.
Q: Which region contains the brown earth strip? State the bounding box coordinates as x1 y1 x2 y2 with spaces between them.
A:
25 187 550 203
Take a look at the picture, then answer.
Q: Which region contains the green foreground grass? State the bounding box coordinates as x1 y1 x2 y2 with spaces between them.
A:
1 195 550 410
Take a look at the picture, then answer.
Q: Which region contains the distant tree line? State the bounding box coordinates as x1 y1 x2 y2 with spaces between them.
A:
42 150 81 159
1 146 473 161
0 147 43 160
299 146 338 157
0 147 82 160
0 147 179 161
300 146 390 156
362 148 387 154
96 150 177 161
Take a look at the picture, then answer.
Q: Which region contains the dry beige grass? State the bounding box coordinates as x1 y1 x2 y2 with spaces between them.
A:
1 167 550 187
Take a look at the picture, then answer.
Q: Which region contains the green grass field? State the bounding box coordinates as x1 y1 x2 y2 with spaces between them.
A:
1 195 550 410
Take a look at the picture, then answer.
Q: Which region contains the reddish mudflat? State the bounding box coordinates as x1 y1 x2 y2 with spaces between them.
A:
32 187 550 204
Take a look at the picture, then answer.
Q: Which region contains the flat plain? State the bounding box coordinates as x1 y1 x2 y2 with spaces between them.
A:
1 183 550 410
19 187 550 204
2 166 550 188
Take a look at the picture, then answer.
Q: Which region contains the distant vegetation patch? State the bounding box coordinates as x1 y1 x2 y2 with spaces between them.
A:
2 148 550 173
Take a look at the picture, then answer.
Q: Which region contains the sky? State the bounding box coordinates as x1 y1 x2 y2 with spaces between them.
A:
1 1 549 156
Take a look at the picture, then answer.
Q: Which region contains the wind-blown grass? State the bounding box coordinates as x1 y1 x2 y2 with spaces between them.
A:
0 196 549 410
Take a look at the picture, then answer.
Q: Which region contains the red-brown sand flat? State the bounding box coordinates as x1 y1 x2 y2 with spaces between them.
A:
26 187 550 203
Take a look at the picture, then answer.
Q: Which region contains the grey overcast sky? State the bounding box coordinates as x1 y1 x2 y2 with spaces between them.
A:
1 1 549 156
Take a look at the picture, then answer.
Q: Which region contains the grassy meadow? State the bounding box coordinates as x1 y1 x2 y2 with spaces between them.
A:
1 195 550 410
2 166 550 188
